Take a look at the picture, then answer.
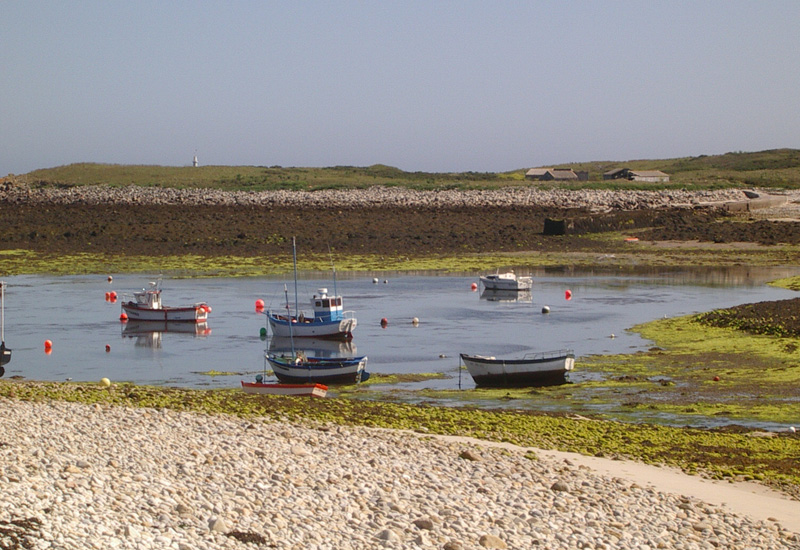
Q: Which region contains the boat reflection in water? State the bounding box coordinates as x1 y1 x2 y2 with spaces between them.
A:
121 320 211 349
267 336 356 359
480 288 533 303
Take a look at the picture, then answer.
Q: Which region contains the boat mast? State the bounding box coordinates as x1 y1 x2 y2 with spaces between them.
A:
283 283 296 357
1 281 5 346
292 236 299 319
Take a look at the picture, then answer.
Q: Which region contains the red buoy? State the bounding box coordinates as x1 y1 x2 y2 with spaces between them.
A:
44 340 53 351
380 318 388 327
105 344 111 353
471 282 478 291
109 291 117 300
119 312 128 322
255 299 265 310
565 289 572 301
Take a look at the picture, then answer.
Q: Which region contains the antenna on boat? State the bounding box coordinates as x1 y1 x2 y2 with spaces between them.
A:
283 283 296 358
327 243 338 298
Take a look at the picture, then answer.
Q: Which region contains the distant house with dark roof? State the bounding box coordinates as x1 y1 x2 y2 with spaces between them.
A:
603 168 670 182
525 168 579 181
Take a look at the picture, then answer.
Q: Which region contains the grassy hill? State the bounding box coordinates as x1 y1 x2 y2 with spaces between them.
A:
10 148 800 191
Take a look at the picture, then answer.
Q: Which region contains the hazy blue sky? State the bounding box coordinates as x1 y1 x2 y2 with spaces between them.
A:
3 1 799 175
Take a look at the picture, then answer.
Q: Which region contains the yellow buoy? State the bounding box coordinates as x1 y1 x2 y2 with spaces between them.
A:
100 378 111 387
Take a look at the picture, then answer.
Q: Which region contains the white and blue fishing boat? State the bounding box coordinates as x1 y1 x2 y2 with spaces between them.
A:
266 238 357 340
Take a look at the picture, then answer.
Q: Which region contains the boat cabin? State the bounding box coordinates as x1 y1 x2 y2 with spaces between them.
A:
133 288 162 310
310 288 345 322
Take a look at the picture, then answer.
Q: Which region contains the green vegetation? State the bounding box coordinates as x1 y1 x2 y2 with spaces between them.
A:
4 245 800 277
11 148 800 191
18 163 521 192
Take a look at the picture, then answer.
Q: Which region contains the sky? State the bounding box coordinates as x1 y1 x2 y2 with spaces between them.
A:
2 1 800 175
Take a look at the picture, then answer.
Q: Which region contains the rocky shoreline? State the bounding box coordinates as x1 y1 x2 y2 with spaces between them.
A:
0 182 749 212
1 399 796 549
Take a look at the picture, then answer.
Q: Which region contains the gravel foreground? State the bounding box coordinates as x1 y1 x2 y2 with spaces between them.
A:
1 399 797 550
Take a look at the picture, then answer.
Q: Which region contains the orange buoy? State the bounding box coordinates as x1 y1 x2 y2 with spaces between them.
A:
713 375 720 381
105 344 111 352
255 299 265 310
380 318 388 327
471 282 478 291
44 340 53 350
565 289 572 301
45 348 52 355
105 292 110 301
119 312 128 322
109 291 117 300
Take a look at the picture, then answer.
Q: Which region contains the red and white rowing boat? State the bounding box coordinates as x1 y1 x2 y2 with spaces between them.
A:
241 380 328 397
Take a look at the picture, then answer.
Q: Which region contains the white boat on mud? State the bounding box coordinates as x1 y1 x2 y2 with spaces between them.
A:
121 279 210 323
479 271 533 291
460 349 575 387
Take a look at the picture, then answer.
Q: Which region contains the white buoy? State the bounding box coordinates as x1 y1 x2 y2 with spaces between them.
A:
411 317 419 326
372 278 379 284
100 377 111 387
790 426 797 433
541 306 550 314
610 334 616 339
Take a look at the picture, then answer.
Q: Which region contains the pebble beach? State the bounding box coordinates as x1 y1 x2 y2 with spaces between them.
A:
1 398 797 549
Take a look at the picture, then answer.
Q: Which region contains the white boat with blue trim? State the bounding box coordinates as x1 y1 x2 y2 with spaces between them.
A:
267 352 368 385
267 288 356 340
266 238 356 340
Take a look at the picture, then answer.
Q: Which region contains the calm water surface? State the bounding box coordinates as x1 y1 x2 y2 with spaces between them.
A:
1 268 797 395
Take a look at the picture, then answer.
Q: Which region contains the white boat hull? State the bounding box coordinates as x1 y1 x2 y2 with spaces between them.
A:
121 303 209 322
461 350 574 387
241 381 328 397
480 273 533 291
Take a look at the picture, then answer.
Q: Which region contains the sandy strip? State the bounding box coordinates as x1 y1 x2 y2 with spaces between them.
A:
417 433 800 534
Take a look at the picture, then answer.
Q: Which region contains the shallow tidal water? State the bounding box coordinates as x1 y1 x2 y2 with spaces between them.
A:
1 267 797 398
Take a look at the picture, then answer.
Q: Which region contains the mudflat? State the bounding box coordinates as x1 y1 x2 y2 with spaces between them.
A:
3 186 800 257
